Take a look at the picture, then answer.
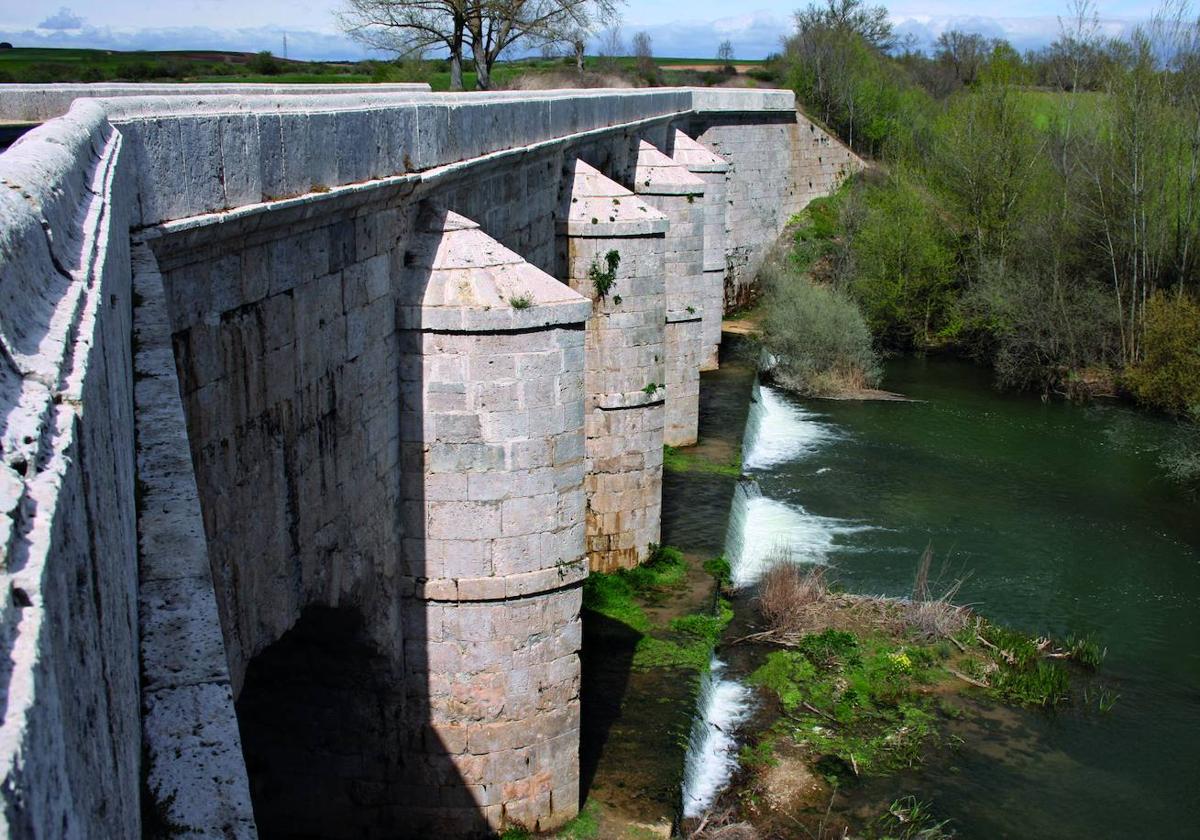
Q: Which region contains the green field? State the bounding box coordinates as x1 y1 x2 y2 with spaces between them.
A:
0 46 770 90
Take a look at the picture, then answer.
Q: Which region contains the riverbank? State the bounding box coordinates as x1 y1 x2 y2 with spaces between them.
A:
683 559 1112 839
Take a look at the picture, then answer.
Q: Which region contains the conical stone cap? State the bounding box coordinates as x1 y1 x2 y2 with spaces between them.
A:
670 129 729 173
634 140 706 196
400 206 590 331
558 158 668 238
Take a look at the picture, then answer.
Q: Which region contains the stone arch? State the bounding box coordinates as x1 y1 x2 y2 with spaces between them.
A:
234 604 404 839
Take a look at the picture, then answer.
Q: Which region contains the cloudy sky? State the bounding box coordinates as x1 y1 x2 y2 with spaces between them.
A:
1 2 1155 61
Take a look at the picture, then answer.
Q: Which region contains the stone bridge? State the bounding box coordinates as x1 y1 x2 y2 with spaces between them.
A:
0 84 857 838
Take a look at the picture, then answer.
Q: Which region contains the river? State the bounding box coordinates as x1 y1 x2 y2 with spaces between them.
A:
704 353 1200 838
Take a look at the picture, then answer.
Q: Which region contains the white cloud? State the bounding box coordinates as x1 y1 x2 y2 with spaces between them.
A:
38 7 85 31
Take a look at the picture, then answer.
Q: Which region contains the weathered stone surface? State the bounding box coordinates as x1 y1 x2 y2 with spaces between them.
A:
0 86 861 839
559 158 667 571
398 206 589 833
635 140 706 447
671 129 730 370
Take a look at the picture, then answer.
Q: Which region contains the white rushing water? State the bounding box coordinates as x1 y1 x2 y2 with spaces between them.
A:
742 380 838 471
680 657 755 818
724 481 871 588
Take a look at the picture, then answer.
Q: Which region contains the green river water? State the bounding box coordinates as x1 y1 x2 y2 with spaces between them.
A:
742 355 1200 838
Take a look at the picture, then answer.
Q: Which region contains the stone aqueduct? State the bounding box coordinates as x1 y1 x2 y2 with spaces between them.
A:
0 84 856 838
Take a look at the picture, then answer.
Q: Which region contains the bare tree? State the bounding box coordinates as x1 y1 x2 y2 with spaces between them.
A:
339 1 620 91
338 0 470 90
934 30 991 85
717 39 734 63
465 0 621 89
632 30 655 81
795 0 895 52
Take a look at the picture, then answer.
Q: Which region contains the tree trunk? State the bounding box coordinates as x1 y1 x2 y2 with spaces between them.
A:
474 54 491 90
575 42 585 75
449 50 464 91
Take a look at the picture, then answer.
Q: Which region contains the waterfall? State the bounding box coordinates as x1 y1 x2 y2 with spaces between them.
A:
680 657 755 818
742 380 838 471
678 377 864 820
724 480 871 588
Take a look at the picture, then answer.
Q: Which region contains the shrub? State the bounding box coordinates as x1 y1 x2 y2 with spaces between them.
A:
1125 293 1200 415
957 261 1118 393
760 254 881 396
757 561 828 634
248 50 281 76
843 175 957 348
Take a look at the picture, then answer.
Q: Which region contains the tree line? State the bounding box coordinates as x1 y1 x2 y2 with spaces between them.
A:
761 0 1200 485
338 0 621 89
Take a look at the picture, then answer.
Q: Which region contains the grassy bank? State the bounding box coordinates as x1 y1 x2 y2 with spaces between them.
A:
687 561 1114 839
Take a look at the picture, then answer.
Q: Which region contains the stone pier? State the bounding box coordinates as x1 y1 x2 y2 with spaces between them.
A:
634 139 707 447
0 86 860 839
397 206 591 834
671 129 730 370
558 159 669 572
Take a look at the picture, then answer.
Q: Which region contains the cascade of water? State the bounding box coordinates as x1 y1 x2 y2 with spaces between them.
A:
680 657 755 818
678 378 862 820
742 380 838 471
724 479 871 588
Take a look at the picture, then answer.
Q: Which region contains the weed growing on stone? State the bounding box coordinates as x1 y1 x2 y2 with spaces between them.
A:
869 796 954 840
589 249 621 299
703 556 732 588
509 294 533 309
555 801 600 839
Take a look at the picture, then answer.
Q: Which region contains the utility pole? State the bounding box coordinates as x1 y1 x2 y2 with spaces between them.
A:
282 33 288 60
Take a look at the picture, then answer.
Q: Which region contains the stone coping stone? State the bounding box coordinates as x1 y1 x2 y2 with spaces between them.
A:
0 82 431 123
593 390 667 411
401 560 588 602
671 129 730 173
400 207 591 332
687 87 797 113
666 306 704 324
558 158 669 237
634 140 706 196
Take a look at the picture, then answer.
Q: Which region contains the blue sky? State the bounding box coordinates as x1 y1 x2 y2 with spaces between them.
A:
0 2 1158 61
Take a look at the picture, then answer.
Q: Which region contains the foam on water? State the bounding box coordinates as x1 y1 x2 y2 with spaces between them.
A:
742 380 837 471
680 657 755 818
724 480 871 588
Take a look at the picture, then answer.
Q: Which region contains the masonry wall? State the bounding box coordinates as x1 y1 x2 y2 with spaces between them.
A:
149 192 414 693
687 105 859 308
0 87 861 839
0 105 142 838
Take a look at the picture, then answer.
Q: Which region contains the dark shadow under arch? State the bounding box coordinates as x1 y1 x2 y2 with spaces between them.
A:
235 605 404 839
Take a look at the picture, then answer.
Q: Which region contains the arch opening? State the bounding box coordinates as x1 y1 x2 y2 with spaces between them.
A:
234 605 404 839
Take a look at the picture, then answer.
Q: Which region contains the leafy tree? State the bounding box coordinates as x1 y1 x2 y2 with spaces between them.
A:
843 176 957 347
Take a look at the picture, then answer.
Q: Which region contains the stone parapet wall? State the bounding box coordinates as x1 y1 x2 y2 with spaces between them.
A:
0 82 433 123
131 244 257 838
0 103 142 838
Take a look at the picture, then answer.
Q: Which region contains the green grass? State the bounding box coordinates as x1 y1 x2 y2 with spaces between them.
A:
583 545 733 672
748 631 948 779
662 445 743 477
0 46 764 89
